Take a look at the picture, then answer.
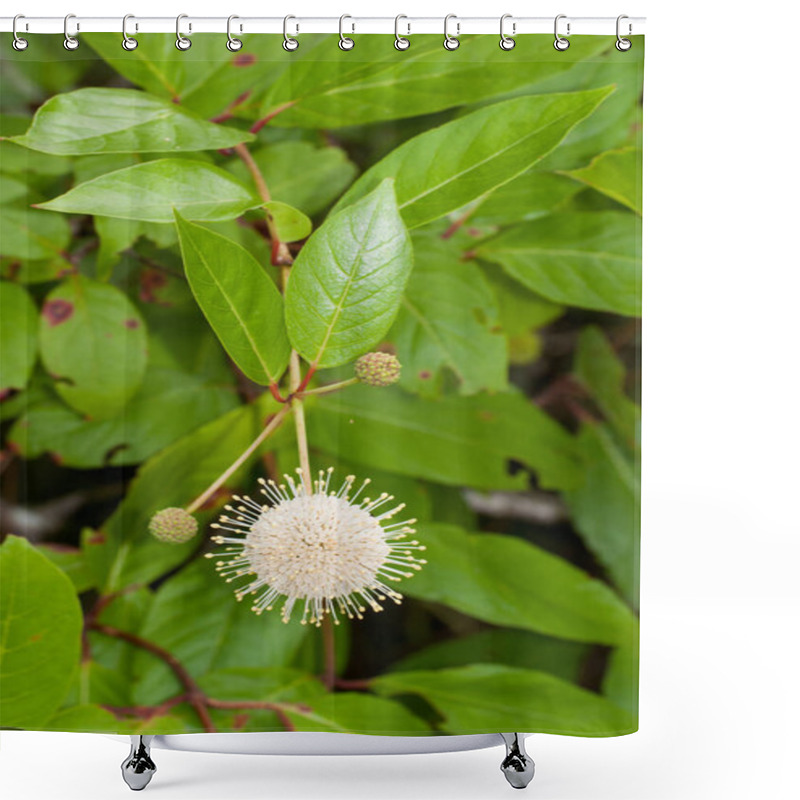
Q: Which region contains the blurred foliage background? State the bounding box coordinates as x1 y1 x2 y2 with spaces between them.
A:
0 34 642 737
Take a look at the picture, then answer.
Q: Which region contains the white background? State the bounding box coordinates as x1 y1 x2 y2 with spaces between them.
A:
2 1 799 798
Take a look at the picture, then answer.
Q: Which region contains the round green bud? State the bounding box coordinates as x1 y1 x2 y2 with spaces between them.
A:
149 507 198 544
354 352 401 387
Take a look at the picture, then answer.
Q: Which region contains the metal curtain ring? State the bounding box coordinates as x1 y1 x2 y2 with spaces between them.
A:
64 13 79 50
283 15 299 51
12 14 28 51
176 14 192 50
499 14 515 50
122 14 138 50
554 14 570 51
443 14 460 50
339 14 354 50
616 14 632 51
394 15 410 51
227 15 243 51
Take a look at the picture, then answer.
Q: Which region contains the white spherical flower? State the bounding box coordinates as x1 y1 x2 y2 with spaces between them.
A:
205 468 426 627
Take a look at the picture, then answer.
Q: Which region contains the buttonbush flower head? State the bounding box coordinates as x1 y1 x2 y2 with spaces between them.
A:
354 351 401 387
149 507 198 544
205 468 426 627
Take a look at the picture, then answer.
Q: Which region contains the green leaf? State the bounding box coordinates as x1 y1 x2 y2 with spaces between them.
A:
175 212 291 385
37 545 95 594
0 174 29 204
373 664 635 735
38 159 261 222
310 385 582 492
0 205 70 260
334 88 614 229
390 233 507 396
406 523 636 645
10 88 254 155
0 114 73 178
0 536 83 728
573 325 640 447
228 141 357 217
603 624 639 718
481 265 563 336
9 366 238 468
476 211 641 316
0 281 38 391
262 35 611 128
94 216 177 280
563 425 640 607
264 201 312 243
395 629 591 685
43 704 118 732
285 180 413 368
284 693 429 734
38 275 148 420
565 147 642 214
132 559 308 705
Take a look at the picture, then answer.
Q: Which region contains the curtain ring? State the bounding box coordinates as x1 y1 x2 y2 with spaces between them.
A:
122 14 138 51
227 15 243 52
283 15 299 51
394 15 410 51
553 14 570 51
63 13 79 51
12 15 28 51
176 14 192 50
616 14 632 51
443 14 460 51
339 14 354 50
499 14 515 50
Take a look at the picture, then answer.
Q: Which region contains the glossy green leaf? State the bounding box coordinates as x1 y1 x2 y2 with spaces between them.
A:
0 114 73 177
395 629 591 685
264 201 312 243
9 366 238 468
175 212 291 385
43 704 118 732
310 385 582 492
285 180 413 368
390 233 507 396
563 424 640 606
228 141 357 218
38 159 261 222
132 559 308 705
0 536 83 728
0 281 38 391
406 524 636 645
38 276 147 420
0 205 70 261
477 211 641 315
10 88 254 155
262 35 611 128
573 325 640 447
335 88 613 229
565 147 642 214
284 693 429 734
373 664 635 735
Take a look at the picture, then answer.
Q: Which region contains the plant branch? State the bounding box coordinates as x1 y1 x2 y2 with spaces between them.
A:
321 614 337 690
185 405 291 514
299 377 358 398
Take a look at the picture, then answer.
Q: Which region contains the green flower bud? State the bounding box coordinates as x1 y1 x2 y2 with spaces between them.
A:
354 352 401 387
149 507 198 544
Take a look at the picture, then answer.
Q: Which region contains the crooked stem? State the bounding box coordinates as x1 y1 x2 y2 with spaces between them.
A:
185 406 290 515
321 613 337 690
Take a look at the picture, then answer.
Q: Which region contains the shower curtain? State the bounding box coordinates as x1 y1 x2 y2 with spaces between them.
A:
0 31 643 739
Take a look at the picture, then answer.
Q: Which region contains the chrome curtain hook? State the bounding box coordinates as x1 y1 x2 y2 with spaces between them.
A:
122 15 138 51
63 13 79 51
616 14 632 51
394 15 410 51
283 15 299 51
499 14 515 50
12 14 28 51
554 14 570 51
176 14 192 50
227 15 243 51
339 14 355 50
443 14 460 51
